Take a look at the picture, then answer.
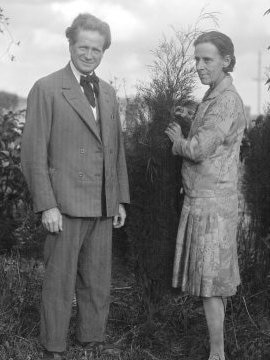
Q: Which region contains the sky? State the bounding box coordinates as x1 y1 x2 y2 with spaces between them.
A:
0 0 269 115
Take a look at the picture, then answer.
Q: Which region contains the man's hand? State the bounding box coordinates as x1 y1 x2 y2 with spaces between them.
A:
42 207 63 233
113 204 126 228
165 122 183 142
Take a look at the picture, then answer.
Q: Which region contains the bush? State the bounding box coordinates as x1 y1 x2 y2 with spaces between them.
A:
0 109 43 254
125 26 199 320
241 113 270 298
0 91 19 110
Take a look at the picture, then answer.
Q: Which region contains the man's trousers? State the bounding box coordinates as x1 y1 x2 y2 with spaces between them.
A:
40 215 113 352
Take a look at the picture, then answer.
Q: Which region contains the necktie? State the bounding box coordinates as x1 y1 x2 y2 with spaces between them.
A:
80 73 99 108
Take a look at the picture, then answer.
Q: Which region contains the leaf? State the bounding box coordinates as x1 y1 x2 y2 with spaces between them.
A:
1 160 9 168
264 9 270 15
262 234 270 249
0 150 9 157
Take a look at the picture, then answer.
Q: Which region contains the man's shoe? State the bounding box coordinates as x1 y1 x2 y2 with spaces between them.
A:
42 350 65 360
80 341 122 357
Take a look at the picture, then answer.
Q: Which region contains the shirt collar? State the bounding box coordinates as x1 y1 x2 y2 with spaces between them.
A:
202 74 233 101
70 60 94 84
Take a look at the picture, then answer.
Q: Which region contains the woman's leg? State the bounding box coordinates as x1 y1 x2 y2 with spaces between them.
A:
203 296 227 360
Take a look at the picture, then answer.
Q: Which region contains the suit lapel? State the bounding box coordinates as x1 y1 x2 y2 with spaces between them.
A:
98 81 113 148
61 64 102 143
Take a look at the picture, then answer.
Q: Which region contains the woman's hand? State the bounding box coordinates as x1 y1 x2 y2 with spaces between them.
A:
165 122 183 143
175 105 195 119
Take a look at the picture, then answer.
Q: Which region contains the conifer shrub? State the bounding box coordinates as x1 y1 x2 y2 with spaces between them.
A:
0 109 43 254
125 28 198 320
241 114 270 297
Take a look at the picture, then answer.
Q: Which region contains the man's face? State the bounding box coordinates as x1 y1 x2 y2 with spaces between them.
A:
69 29 105 74
194 42 230 88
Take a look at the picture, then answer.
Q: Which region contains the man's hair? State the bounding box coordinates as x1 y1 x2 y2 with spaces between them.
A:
194 31 236 72
65 13 111 51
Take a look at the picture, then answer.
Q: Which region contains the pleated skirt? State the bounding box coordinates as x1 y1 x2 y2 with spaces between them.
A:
172 194 240 297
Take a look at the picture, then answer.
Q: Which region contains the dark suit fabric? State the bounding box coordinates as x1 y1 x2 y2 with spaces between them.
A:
21 64 130 351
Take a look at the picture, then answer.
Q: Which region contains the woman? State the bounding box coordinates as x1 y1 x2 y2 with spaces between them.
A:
165 31 246 360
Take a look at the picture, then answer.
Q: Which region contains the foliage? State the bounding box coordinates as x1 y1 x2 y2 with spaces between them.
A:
0 109 43 253
0 7 9 35
0 91 19 110
0 6 41 253
125 15 214 320
1 248 270 359
0 109 26 249
241 114 270 293
237 8 270 307
240 113 270 353
0 7 20 61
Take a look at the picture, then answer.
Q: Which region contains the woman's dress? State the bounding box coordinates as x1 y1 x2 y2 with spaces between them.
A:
172 75 246 297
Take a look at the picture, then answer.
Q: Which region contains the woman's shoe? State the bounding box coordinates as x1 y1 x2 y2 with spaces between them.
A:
42 350 66 360
208 354 221 360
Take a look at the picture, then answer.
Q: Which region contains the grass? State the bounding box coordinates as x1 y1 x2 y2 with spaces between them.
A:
1 239 270 360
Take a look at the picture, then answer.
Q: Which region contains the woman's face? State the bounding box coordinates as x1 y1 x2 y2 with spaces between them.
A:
194 42 231 88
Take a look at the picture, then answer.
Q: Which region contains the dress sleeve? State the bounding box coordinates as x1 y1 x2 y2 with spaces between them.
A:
172 91 239 162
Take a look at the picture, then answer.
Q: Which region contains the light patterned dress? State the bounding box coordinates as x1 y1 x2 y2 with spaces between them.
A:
172 75 246 297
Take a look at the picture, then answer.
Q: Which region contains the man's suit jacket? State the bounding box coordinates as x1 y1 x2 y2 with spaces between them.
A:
21 64 130 217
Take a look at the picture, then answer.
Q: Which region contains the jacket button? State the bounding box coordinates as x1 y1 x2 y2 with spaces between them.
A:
80 147 85 154
79 172 83 177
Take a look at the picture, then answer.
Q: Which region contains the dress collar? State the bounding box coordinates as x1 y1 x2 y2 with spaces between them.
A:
202 74 233 101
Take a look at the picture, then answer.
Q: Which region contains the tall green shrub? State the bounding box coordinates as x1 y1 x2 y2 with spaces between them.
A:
242 114 270 293
0 110 36 252
125 27 200 320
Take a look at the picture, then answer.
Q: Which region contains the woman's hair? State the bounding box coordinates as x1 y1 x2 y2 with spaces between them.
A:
194 31 236 72
65 13 111 51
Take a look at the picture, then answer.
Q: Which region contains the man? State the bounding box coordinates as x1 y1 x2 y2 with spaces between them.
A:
21 13 130 360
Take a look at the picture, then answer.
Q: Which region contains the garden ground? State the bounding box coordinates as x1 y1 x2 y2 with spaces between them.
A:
1 238 270 360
